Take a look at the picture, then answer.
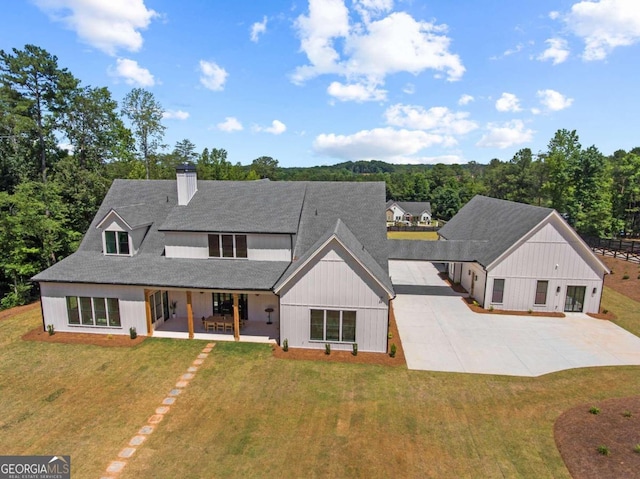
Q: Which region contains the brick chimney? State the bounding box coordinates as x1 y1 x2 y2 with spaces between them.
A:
176 164 197 205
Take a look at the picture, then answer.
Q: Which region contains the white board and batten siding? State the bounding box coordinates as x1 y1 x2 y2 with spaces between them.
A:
279 240 389 353
164 232 291 261
486 219 605 313
40 282 147 335
457 262 487 306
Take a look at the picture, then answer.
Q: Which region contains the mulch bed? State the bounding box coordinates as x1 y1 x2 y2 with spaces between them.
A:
272 303 406 367
460 296 566 317
22 327 146 347
555 396 640 479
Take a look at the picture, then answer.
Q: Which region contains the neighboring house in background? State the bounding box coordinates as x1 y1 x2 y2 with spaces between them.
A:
389 195 609 314
33 166 394 353
386 201 432 226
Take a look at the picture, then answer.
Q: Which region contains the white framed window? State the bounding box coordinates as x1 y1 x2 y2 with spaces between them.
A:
208 234 248 258
310 309 356 343
492 279 505 303
66 296 121 327
104 230 130 255
534 280 548 305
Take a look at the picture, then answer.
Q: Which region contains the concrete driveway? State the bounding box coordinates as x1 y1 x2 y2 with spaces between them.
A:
390 260 640 376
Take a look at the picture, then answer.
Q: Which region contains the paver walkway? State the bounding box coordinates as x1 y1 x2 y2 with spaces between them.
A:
391 260 640 376
101 342 215 478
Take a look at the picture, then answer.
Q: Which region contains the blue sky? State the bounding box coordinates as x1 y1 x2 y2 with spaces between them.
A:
2 0 639 167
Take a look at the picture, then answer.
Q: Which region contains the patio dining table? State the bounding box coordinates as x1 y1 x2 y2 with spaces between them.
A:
203 315 243 333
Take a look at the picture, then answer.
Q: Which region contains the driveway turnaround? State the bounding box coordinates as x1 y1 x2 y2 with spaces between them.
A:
390 260 640 377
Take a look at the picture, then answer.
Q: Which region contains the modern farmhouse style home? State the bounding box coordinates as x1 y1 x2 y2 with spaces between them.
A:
385 200 432 225
33 165 394 353
389 195 609 314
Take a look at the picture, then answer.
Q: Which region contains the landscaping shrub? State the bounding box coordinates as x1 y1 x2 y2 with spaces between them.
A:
325 343 331 355
622 410 632 417
282 338 288 352
129 327 137 339
390 343 397 358
589 406 600 415
634 444 640 454
47 324 55 336
623 274 630 280
352 343 358 356
597 445 610 456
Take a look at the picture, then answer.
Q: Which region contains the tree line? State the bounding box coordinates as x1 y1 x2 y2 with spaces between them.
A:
1 44 638 308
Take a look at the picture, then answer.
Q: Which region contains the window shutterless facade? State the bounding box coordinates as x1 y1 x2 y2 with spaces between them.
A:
534 280 548 305
309 309 356 343
66 296 121 327
492 279 505 303
104 231 130 255
208 234 248 258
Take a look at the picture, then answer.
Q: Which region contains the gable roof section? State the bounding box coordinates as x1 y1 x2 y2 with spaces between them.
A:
159 181 306 233
438 195 553 267
274 219 394 296
96 205 153 230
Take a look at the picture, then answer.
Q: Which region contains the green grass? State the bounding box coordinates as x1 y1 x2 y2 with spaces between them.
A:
602 287 640 337
1 297 640 478
387 231 439 241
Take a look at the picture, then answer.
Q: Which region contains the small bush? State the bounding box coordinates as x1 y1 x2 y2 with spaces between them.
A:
325 343 331 355
623 274 630 280
633 444 640 454
472 300 479 306
488 305 494 312
589 406 600 415
390 343 397 358
47 324 55 336
282 338 288 352
622 410 632 418
352 343 358 356
602 308 609 314
528 309 533 314
637 274 640 280
107 334 113 340
597 445 610 456
129 327 137 339
388 332 393 339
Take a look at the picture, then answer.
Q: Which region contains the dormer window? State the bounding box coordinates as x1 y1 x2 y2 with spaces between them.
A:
208 234 247 258
105 231 130 255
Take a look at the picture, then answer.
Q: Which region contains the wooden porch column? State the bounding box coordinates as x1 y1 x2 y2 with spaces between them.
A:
186 291 194 339
144 289 153 336
232 293 240 341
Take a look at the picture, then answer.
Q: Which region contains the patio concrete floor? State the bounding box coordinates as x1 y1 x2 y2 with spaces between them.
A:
390 260 640 377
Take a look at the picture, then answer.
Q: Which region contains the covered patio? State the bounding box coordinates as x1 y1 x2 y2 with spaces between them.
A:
144 288 279 344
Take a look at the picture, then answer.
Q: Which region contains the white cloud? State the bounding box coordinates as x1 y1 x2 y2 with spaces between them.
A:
384 104 478 135
199 60 228 91
537 38 570 64
476 120 534 149
292 1 464 99
458 94 474 105
495 92 522 112
250 16 268 42
549 10 561 20
403 83 415 94
34 0 158 56
109 58 155 86
327 81 387 102
217 117 243 132
313 127 451 161
254 120 287 135
565 0 640 61
537 89 574 111
163 110 189 120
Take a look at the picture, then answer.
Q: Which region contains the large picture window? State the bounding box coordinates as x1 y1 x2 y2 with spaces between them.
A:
309 309 357 343
534 280 548 305
208 234 248 258
212 293 248 319
104 231 130 255
492 279 505 303
66 296 121 327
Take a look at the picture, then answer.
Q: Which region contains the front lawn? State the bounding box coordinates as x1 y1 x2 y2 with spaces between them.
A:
2 299 640 478
387 231 438 241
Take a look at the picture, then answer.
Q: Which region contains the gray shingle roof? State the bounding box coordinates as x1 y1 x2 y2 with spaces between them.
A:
438 195 553 266
388 239 487 262
33 178 391 292
159 181 306 233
